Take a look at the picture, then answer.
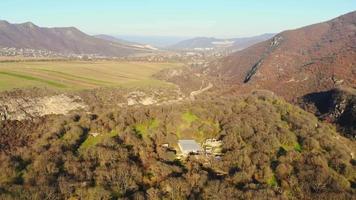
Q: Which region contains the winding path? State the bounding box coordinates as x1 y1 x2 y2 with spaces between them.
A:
189 82 213 100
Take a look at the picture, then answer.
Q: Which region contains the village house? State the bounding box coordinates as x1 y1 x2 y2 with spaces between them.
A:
176 138 223 158
203 138 223 156
177 139 202 157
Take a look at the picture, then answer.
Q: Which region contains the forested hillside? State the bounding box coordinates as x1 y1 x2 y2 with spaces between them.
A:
1 91 354 199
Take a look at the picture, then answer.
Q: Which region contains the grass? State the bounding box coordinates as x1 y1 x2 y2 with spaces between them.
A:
281 141 303 152
182 112 198 123
79 130 119 151
175 112 220 142
267 175 278 187
175 112 199 138
131 112 219 142
36 68 114 85
0 71 67 88
134 119 160 138
294 143 302 152
0 60 182 91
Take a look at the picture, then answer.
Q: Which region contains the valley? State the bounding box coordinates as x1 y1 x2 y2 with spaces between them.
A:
0 3 355 200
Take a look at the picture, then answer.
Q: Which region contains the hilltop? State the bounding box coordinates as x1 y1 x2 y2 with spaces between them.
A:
0 91 354 199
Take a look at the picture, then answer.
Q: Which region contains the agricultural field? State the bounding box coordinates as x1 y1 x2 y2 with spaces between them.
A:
0 60 182 91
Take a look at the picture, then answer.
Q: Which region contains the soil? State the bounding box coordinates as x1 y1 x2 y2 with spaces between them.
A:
0 94 87 121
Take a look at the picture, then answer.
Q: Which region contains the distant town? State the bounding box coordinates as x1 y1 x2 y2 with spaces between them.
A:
0 46 231 69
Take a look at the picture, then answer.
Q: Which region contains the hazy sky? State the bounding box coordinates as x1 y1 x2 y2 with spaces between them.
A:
2 0 355 37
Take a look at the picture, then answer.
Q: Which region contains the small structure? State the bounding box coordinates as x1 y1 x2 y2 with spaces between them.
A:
204 139 222 147
161 143 169 148
203 138 223 156
178 140 202 156
89 132 100 137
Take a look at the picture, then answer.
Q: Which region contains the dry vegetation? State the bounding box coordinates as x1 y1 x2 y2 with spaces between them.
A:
0 91 355 200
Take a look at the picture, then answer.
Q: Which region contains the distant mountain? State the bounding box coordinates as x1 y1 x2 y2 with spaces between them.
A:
0 20 153 57
94 34 138 46
231 33 276 50
94 34 159 51
207 11 356 100
168 37 226 50
167 33 275 51
116 35 191 48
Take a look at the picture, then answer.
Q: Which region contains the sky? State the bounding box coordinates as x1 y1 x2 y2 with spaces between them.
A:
1 0 356 38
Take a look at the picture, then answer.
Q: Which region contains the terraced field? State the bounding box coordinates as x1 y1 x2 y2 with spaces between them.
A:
0 61 182 91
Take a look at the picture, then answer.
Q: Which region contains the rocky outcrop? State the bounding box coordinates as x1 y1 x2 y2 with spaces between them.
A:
244 59 263 83
300 87 356 139
243 35 283 83
0 94 87 121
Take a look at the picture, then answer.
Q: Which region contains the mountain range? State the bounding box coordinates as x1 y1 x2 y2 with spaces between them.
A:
116 35 192 48
94 34 158 51
0 20 154 57
0 20 275 56
167 33 275 51
0 10 355 200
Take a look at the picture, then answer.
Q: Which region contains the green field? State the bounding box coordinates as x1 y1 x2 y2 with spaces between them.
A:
0 61 182 91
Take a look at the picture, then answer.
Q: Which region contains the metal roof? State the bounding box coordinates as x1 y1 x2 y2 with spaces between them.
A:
178 140 202 153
